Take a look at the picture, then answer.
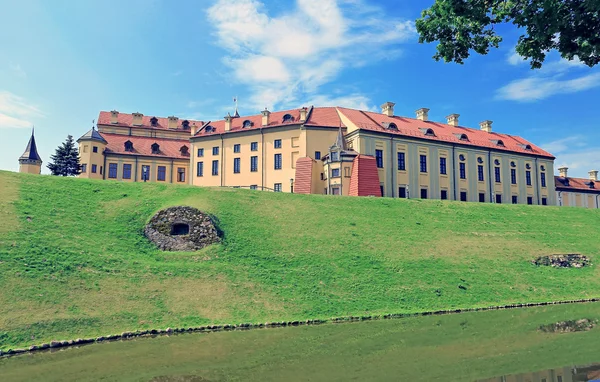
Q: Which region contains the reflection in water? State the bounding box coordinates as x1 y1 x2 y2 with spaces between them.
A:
479 363 600 382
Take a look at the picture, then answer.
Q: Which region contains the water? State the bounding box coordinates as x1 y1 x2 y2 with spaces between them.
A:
1 303 599 381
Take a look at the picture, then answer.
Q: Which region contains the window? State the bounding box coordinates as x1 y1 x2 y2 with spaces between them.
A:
274 183 282 192
125 140 134 152
512 195 518 204
205 125 214 133
420 155 427 173
321 173 324 180
182 120 190 129
180 146 189 156
441 190 448 200
495 194 502 204
494 159 500 166
212 146 219 155
250 185 257 190
510 161 516 168
399 187 407 198
157 166 166 181
234 144 241 153
380 185 385 197
420 188 428 199
100 166 103 175
479 193 485 203
460 191 467 202
108 163 117 179
151 143 160 154
197 148 204 157
477 157 484 164
459 163 466 179
526 170 532 186
459 154 466 161
243 120 253 128
234 158 241 173
440 157 447 175
274 153 282 169
93 146 98 153
331 151 339 161
315 151 321 160
212 160 219 176
331 168 340 177
332 187 340 195
344 167 351 177
177 168 185 182
274 139 282 149
478 165 484 182
150 117 158 127
511 169 517 184
527 196 533 205
376 150 383 168
251 142 258 151
197 162 204 177
83 145 88 153
542 197 547 205
81 163 87 173
495 167 501 183
282 114 293 123
250 156 258 172
141 165 150 181
122 164 131 179
541 173 546 187
91 164 97 173
398 152 406 170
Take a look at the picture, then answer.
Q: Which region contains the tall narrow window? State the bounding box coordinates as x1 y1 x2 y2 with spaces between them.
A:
197 162 204 177
274 153 282 169
108 163 117 179
331 168 340 177
315 151 321 160
274 183 282 192
495 167 501 183
398 152 406 171
526 170 532 186
420 155 427 173
197 148 204 157
495 194 502 204
399 187 407 198
441 190 448 200
478 165 484 181
440 157 447 175
141 165 150 181
177 168 185 182
460 191 467 202
330 151 339 161
541 172 546 187
234 144 241 153
250 156 258 172
122 164 131 179
459 163 466 179
157 166 166 181
542 197 547 205
420 188 428 199
251 142 258 151
234 158 241 173
479 193 485 203
274 139 282 149
527 196 533 205
212 160 219 176
512 195 518 204
375 150 383 168
511 169 517 184
81 163 87 173
91 164 97 173
212 146 219 155
93 146 98 153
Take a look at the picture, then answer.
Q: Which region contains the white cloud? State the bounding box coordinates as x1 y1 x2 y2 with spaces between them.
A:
9 63 27 78
540 135 600 177
541 135 586 155
496 73 600 102
206 0 415 110
0 91 43 129
304 93 375 111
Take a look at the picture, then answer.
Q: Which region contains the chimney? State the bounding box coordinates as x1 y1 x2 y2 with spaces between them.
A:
261 108 271 126
299 107 308 122
168 116 178 129
110 110 119 124
589 170 598 181
416 108 430 121
224 114 232 132
446 114 460 127
558 166 568 178
381 102 395 117
191 122 199 136
479 120 493 133
132 112 143 126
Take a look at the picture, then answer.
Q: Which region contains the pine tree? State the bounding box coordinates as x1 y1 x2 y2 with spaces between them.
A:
47 135 81 176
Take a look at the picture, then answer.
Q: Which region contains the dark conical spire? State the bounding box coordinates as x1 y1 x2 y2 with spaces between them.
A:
19 127 42 162
332 125 346 151
77 120 107 144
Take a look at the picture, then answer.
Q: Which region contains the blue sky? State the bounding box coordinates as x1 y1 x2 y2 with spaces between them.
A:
1 0 599 177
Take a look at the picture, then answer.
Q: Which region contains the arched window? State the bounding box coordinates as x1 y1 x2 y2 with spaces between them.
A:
124 140 134 152
524 144 532 150
151 143 160 154
419 128 436 136
205 125 214 133
182 120 190 129
459 133 468 141
496 140 505 147
243 120 253 128
150 117 158 127
282 114 294 123
180 146 189 156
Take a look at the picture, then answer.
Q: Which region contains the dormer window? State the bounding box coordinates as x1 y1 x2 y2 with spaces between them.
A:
419 128 436 137
182 120 190 129
491 139 505 147
282 114 294 123
151 143 160 154
180 146 189 156
454 133 469 141
150 117 158 127
124 140 134 152
382 122 398 130
243 120 253 128
205 125 214 133
518 143 533 150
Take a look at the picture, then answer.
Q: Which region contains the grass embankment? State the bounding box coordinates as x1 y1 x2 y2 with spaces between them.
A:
0 170 599 350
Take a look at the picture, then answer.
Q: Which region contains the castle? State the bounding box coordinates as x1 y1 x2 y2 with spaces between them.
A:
20 103 600 208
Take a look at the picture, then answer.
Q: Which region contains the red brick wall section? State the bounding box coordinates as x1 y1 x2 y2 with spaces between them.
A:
294 157 315 194
349 155 381 197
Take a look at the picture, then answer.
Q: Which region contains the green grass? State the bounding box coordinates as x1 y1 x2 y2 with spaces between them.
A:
1 303 600 381
0 170 600 350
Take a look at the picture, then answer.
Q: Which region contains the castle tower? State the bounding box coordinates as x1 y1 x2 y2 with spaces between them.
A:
19 128 42 174
77 124 107 179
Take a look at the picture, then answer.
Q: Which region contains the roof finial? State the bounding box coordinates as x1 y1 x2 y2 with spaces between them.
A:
233 96 240 118
92 119 95 130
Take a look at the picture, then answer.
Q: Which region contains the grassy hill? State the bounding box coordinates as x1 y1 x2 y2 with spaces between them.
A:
0 170 599 350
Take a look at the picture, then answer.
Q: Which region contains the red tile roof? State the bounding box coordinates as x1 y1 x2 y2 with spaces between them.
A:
294 157 315 194
336 107 554 159
555 176 600 192
97 111 204 131
349 155 381 197
101 133 190 159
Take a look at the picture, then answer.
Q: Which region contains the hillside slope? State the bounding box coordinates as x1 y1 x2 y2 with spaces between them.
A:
0 170 599 350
